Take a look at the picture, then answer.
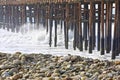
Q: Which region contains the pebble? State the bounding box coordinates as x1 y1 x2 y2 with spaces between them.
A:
11 73 22 80
1 71 10 78
0 52 120 80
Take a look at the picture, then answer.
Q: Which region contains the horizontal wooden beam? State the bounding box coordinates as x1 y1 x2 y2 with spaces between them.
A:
0 0 115 5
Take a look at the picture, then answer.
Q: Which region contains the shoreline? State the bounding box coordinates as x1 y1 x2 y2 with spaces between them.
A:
0 52 120 80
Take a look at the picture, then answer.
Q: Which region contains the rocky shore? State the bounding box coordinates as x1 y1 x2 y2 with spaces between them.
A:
0 52 120 80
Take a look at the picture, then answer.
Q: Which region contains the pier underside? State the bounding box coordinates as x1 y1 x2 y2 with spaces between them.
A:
0 0 120 59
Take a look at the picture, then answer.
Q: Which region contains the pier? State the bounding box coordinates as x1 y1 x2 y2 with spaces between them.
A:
0 0 120 59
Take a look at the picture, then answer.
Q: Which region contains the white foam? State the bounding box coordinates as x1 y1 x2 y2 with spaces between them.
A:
0 23 119 61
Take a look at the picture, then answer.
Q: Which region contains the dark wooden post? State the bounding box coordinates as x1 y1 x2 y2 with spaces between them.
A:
11 5 16 32
89 1 94 53
115 2 120 56
112 0 119 59
78 2 83 51
54 4 57 47
49 3 53 47
100 0 105 55
29 5 33 24
64 3 69 49
46 3 49 33
35 3 40 28
3 6 6 29
0 5 3 28
92 4 96 49
106 2 112 53
15 6 20 32
73 3 77 50
5 5 10 31
118 2 120 55
97 4 101 51
21 5 26 25
84 3 88 50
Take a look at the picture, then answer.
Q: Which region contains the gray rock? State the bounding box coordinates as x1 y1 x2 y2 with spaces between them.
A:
40 68 49 73
1 71 10 78
13 59 21 65
0 64 14 70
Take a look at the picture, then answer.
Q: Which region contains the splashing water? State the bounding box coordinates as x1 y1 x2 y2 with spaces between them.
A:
0 23 119 60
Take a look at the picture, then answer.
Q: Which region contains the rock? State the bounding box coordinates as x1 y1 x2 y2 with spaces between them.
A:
114 61 120 65
98 74 106 80
23 74 29 78
0 65 14 70
40 68 49 73
54 69 60 73
39 73 45 77
51 73 60 77
60 56 71 61
11 73 22 80
13 52 22 58
81 76 87 80
13 59 21 66
71 75 81 80
42 77 55 80
80 71 85 77
0 76 4 80
90 72 99 80
70 56 78 62
15 52 22 55
48 63 56 69
48 77 55 80
34 77 42 80
9 68 18 76
45 71 53 77
107 73 113 78
62 77 73 80
55 77 61 80
61 74 69 78
1 71 10 78
0 53 120 80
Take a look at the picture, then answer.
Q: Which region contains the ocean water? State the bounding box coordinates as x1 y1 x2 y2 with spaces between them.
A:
0 23 119 61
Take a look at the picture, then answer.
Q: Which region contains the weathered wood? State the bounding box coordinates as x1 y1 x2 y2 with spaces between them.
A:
49 4 53 47
54 4 57 47
92 4 96 49
65 3 69 49
78 2 83 51
89 1 94 53
112 0 119 59
97 4 101 51
0 5 3 28
106 2 112 53
73 3 77 50
84 3 88 50
100 0 105 55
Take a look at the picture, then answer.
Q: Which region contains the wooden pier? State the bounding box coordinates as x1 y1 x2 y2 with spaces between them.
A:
0 0 120 59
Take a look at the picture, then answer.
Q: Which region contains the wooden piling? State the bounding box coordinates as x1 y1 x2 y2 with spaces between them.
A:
0 5 3 28
84 4 88 50
106 2 112 53
89 1 94 53
92 4 96 50
78 2 83 51
21 5 26 25
64 3 69 49
97 4 101 51
73 3 77 50
112 0 119 59
100 0 105 55
49 3 53 47
54 4 57 47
